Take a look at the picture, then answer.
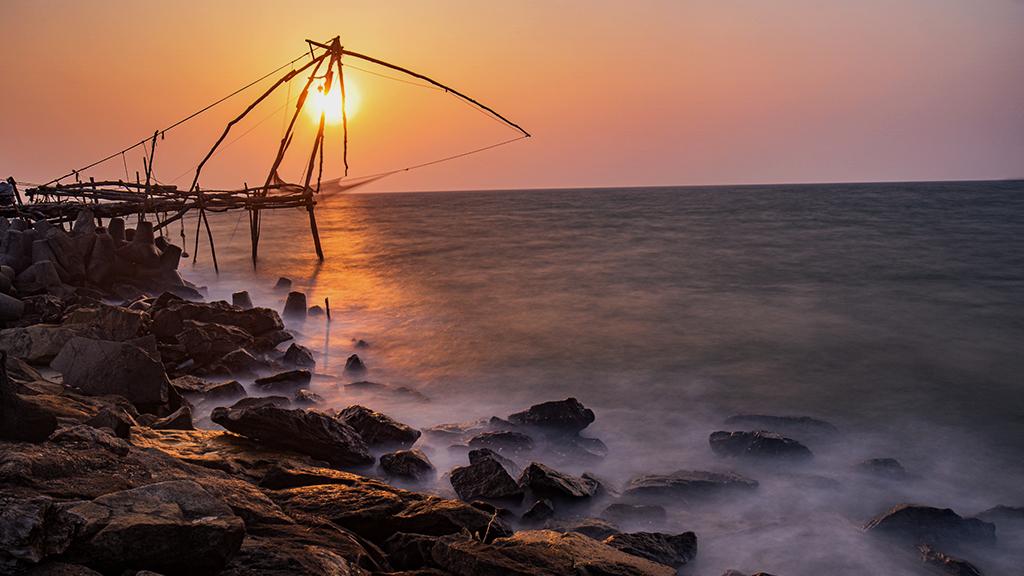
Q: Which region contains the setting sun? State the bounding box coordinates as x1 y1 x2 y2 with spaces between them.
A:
305 76 361 124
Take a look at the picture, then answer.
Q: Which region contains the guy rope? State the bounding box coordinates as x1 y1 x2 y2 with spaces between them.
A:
14 36 529 272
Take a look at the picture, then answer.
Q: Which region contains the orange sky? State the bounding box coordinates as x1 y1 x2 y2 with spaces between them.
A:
2 0 1023 193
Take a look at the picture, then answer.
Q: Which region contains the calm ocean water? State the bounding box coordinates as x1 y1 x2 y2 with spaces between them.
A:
189 180 1024 574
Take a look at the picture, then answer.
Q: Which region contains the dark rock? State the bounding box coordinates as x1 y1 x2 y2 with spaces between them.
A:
51 337 169 407
468 430 534 453
854 458 908 480
603 531 697 567
918 544 984 576
170 376 246 403
254 370 311 393
380 449 436 480
450 457 524 502
623 470 759 501
57 479 245 574
86 231 115 286
518 462 600 499
292 389 323 406
84 407 136 439
522 499 555 523
231 291 253 310
268 475 512 544
468 448 519 475
20 295 65 324
508 397 595 434
344 353 366 375
354 339 369 349
724 414 838 437
0 324 81 363
151 299 283 340
177 321 253 363
307 305 324 317
864 504 996 547
0 292 24 321
215 348 271 376
602 503 668 525
385 532 439 570
282 291 307 320
549 517 621 540
24 562 104 575
709 430 813 461
151 405 194 430
63 303 145 341
428 530 675 576
17 261 68 297
0 352 57 442
249 329 293 352
50 424 131 456
976 505 1024 524
228 396 290 410
273 277 292 292
219 521 384 576
282 343 315 368
337 404 421 448
211 402 372 467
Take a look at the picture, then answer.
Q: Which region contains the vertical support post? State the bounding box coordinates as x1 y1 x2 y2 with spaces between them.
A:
302 112 327 262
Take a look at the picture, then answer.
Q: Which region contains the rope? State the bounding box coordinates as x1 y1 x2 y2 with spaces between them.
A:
39 49 320 187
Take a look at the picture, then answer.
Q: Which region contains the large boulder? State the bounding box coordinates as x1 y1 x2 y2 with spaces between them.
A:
176 321 253 363
623 470 759 501
864 504 996 547
0 352 57 442
709 430 813 461
450 456 523 502
603 531 697 567
210 403 372 468
508 397 595 434
0 324 81 363
267 475 512 545
518 462 600 500
468 431 534 454
282 343 315 368
57 479 245 574
723 414 838 438
151 298 283 341
337 405 421 448
380 449 435 480
51 337 169 407
63 303 145 342
428 530 676 576
253 370 311 394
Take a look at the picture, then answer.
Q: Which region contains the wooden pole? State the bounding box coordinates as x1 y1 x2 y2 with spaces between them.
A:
302 112 327 261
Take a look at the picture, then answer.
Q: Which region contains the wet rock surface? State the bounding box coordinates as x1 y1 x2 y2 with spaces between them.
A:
624 469 759 501
337 404 421 448
450 455 524 502
603 531 698 567
864 504 996 547
517 462 600 500
211 402 373 468
507 397 595 434
380 449 435 480
709 430 814 461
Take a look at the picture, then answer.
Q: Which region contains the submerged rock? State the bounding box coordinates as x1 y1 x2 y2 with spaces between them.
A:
724 414 838 437
282 291 307 320
231 290 253 310
450 456 524 502
468 430 534 453
469 448 519 475
518 462 600 500
623 470 759 501
975 505 1024 525
253 370 311 394
864 504 996 547
344 353 366 375
854 457 908 480
282 343 315 368
51 337 169 407
508 397 595 434
380 449 435 480
211 402 372 468
337 404 421 448
602 503 668 525
522 499 555 523
917 544 984 576
603 531 697 567
709 430 813 461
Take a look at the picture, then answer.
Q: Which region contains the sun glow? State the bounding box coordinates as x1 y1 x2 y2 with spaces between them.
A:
305 76 361 124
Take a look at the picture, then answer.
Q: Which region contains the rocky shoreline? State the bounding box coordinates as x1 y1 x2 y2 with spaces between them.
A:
0 211 1020 575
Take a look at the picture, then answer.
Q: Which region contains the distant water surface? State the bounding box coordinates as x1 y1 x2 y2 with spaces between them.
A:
188 181 1024 574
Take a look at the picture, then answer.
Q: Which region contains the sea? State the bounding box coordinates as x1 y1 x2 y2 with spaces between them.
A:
186 180 1024 575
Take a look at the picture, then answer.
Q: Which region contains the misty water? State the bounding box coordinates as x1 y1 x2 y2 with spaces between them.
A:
184 181 1024 575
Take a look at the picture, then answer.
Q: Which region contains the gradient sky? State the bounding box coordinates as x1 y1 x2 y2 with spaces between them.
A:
2 0 1023 193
